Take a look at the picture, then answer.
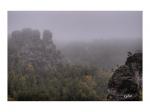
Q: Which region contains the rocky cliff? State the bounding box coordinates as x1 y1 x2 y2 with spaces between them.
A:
8 28 65 76
107 52 142 101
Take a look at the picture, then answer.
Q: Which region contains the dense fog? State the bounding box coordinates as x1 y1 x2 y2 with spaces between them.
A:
8 11 142 101
8 11 142 69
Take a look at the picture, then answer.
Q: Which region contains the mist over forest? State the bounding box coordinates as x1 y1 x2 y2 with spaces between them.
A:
58 37 142 69
8 11 142 69
8 11 142 101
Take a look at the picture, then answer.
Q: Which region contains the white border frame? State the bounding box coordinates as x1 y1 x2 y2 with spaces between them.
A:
0 0 149 112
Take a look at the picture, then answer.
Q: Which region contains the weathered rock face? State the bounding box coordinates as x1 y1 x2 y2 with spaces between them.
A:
107 52 142 101
8 28 64 76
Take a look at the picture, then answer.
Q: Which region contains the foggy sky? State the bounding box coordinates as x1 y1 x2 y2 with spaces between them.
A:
8 11 142 43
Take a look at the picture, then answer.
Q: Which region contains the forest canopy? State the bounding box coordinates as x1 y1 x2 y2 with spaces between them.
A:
8 28 113 101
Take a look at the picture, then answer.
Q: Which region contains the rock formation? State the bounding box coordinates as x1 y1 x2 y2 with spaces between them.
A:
107 52 142 101
8 28 65 76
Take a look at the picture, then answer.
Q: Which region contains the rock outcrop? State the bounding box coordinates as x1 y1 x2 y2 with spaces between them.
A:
107 52 142 101
8 28 65 76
